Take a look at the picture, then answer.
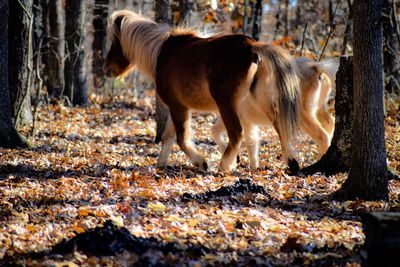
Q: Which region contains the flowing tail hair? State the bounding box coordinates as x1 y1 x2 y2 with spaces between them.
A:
253 44 301 146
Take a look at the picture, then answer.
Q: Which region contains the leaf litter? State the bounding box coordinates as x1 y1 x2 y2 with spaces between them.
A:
0 89 399 266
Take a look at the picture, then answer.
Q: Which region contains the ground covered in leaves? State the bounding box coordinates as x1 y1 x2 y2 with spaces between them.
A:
1 89 399 266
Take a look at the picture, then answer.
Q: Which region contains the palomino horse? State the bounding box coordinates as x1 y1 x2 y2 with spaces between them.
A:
211 57 339 169
104 10 301 172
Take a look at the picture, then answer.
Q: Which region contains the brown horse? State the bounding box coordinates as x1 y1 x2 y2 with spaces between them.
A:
104 10 301 172
211 57 338 169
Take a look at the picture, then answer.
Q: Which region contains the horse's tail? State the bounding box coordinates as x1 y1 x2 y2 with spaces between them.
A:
253 44 301 145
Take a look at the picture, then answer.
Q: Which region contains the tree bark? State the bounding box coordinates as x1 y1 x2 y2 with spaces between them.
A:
283 0 290 36
92 0 110 89
154 0 170 142
301 57 354 176
382 0 400 95
64 0 89 106
32 0 48 94
46 0 65 98
334 0 388 201
251 0 262 41
9 0 34 127
0 0 29 148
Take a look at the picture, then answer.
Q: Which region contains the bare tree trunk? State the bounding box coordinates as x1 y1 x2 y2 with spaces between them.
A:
273 2 282 40
334 0 388 201
92 0 110 89
283 0 290 36
32 0 48 96
64 0 89 106
46 0 65 98
341 0 352 55
9 0 33 127
382 0 400 95
252 0 262 41
0 0 29 148
154 0 170 143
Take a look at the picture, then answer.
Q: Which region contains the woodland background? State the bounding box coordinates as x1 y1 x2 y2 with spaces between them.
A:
0 0 400 266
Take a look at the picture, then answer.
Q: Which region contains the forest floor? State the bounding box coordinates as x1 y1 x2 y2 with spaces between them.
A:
0 89 399 266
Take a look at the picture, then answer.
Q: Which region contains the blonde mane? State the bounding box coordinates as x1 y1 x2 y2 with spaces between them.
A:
108 10 196 80
107 10 169 79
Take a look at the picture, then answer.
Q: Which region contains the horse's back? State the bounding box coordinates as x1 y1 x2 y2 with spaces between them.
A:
156 33 258 112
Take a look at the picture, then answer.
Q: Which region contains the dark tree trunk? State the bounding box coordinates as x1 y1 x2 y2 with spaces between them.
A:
92 0 110 89
341 0 352 55
251 0 262 41
283 0 290 36
9 0 33 127
382 0 400 95
334 0 388 201
64 0 89 106
273 2 282 40
46 0 65 98
301 57 354 176
243 0 249 35
32 0 48 96
0 0 29 148
154 0 170 143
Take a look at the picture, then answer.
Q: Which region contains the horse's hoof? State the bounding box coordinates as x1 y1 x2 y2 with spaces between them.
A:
202 161 208 171
287 158 300 175
156 161 167 170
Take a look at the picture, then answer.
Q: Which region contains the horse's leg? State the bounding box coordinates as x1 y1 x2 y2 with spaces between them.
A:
157 115 176 168
316 108 335 141
242 122 260 169
211 117 227 154
302 112 331 157
218 107 243 172
273 120 299 173
170 106 207 170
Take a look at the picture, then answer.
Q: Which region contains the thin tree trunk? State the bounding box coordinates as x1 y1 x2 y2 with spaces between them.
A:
283 0 290 36
273 2 282 40
334 0 388 201
9 0 34 127
92 0 110 89
0 0 29 148
382 0 400 95
154 0 170 142
252 0 262 41
64 0 89 106
32 0 48 96
46 0 65 98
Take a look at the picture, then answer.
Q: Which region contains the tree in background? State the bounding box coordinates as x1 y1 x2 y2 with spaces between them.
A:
46 0 65 98
154 0 170 143
64 0 90 106
9 0 34 127
0 0 30 148
382 0 400 96
92 0 111 89
251 0 262 41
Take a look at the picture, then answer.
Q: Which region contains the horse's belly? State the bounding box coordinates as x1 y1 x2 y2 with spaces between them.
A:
179 81 218 112
238 97 274 126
